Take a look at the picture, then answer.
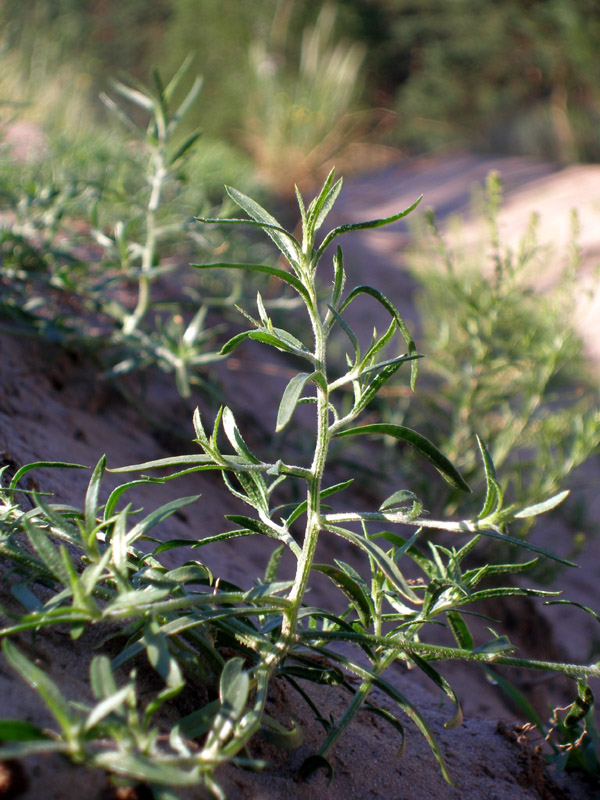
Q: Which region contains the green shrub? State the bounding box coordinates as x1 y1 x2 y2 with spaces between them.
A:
372 173 600 574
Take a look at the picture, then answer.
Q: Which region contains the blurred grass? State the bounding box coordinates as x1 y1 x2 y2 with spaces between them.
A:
4 0 600 187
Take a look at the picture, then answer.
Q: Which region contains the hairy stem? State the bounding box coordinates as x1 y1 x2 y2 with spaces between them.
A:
123 145 167 335
282 278 329 639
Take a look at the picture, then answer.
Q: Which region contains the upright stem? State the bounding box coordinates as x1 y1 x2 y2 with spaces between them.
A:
123 146 167 335
280 270 330 641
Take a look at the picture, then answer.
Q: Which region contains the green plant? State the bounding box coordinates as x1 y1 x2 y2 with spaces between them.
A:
0 61 249 400
0 173 598 798
381 173 600 566
243 2 367 193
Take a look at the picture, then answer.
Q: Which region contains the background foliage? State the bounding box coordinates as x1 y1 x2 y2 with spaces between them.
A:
3 0 600 178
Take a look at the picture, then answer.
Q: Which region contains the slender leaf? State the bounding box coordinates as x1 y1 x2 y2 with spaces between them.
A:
409 653 463 729
0 719 48 742
325 524 421 603
316 195 423 259
223 407 261 463
276 372 312 432
514 491 569 519
476 435 502 519
312 175 344 234
225 186 301 264
335 423 471 492
90 655 118 701
9 461 87 492
2 641 76 733
338 285 418 389
191 262 311 304
312 563 372 628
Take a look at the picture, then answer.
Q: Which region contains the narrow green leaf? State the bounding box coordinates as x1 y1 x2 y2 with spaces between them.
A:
111 80 154 111
264 544 285 583
472 635 514 655
105 477 165 520
11 582 43 612
225 186 301 264
331 246 346 309
316 195 422 259
90 655 118 701
223 407 261 463
312 563 372 628
360 352 422 377
191 528 255 547
447 611 474 650
335 423 471 492
325 524 421 603
544 600 600 624
484 667 547 733
327 305 360 363
143 622 184 688
295 185 308 230
338 285 418 389
169 75 203 129
164 52 195 101
84 685 131 731
312 174 343 233
2 640 76 733
84 456 106 538
125 495 201 546
0 719 48 742
409 653 463 729
514 490 569 519
380 490 420 511
164 565 211 585
91 752 200 786
0 741 68 759
151 539 194 556
476 436 502 519
248 327 313 360
9 461 87 492
224 515 288 542
106 586 172 610
169 130 202 165
191 262 311 304
284 479 353 526
352 361 405 416
276 372 312 432
468 528 577 567
316 646 455 786
219 658 249 716
219 330 253 356
25 521 69 583
108 454 213 473
177 700 220 740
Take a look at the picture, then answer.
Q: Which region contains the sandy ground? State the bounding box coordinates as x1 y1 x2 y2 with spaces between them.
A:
1 151 599 799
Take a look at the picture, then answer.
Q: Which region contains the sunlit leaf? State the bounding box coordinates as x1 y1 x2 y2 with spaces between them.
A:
335 423 471 492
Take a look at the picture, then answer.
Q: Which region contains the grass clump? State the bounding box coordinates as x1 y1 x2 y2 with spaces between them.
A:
0 172 598 797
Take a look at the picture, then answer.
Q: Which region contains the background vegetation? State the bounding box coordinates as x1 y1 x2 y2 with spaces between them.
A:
3 0 600 188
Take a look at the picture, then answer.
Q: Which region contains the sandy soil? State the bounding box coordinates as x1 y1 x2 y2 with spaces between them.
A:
1 152 599 799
